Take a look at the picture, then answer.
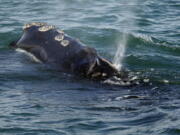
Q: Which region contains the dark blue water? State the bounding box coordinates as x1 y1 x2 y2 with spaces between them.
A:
0 0 180 134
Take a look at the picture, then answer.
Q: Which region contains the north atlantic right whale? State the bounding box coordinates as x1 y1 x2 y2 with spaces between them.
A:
10 22 138 86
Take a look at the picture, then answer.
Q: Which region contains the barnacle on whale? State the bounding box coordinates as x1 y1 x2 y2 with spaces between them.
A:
23 23 32 30
31 22 46 26
61 40 70 47
23 22 46 30
38 25 55 32
54 34 64 41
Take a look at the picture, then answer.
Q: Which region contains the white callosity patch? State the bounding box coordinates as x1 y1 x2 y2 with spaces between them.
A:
38 25 55 32
23 23 32 30
31 22 46 27
54 29 70 47
61 40 70 47
54 34 64 42
15 48 42 63
23 22 46 30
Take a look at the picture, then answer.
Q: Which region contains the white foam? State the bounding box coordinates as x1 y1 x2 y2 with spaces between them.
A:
135 33 153 42
163 79 169 84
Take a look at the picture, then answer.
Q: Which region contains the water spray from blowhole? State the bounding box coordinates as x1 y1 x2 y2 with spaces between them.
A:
113 1 137 71
113 33 127 71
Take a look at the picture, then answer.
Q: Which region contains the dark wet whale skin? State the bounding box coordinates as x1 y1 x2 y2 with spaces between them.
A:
11 23 120 79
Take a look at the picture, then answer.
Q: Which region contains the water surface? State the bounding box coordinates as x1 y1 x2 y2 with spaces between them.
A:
0 0 180 134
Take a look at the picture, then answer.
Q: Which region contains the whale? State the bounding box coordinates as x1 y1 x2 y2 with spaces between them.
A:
9 22 126 80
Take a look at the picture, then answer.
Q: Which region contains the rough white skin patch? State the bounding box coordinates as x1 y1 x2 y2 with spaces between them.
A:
23 22 46 30
61 40 70 47
38 25 55 32
54 34 64 41
31 22 46 26
23 23 32 30
16 48 42 63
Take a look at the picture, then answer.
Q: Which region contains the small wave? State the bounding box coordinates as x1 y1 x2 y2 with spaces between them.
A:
0 127 64 134
0 31 21 47
99 126 129 134
66 121 107 131
162 128 180 135
126 33 180 55
120 112 166 126
125 53 180 68
87 106 138 112
11 112 38 117
115 95 147 100
133 33 154 43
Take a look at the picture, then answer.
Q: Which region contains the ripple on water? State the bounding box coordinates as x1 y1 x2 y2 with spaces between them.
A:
0 127 65 134
120 112 166 126
162 128 180 135
86 106 138 112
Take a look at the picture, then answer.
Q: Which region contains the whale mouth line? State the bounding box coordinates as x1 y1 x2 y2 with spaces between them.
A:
15 48 42 63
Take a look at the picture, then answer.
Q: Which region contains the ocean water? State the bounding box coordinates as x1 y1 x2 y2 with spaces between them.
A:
0 0 180 135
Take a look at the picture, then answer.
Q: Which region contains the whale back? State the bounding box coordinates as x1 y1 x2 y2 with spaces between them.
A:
16 23 99 74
